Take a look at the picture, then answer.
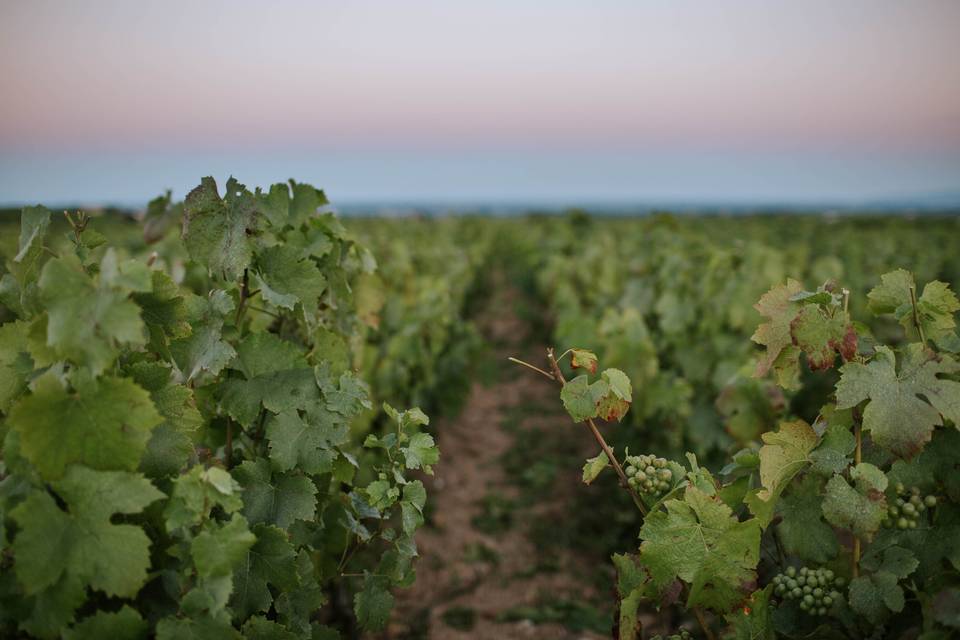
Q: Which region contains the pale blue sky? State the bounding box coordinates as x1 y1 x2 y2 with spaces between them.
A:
1 0 958 206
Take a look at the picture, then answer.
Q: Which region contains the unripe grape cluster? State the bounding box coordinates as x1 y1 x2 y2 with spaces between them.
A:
772 566 844 617
661 630 692 640
625 454 675 497
882 483 937 530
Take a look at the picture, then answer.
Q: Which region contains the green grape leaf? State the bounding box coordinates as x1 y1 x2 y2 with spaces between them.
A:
164 465 243 532
17 574 86 639
234 459 317 530
11 467 163 598
15 205 52 263
560 373 615 422
325 371 373 417
849 571 904 624
790 290 836 305
570 348 598 374
169 290 236 381
180 573 233 619
861 545 918 580
256 183 291 228
582 451 609 485
777 475 838 563
836 344 960 457
241 617 299 640
868 269 960 346
560 374 599 422
265 409 348 475
403 480 427 511
364 479 397 511
613 552 654 640
401 432 439 474
400 502 423 537
155 616 243 640
231 524 299 619
310 327 351 374
0 272 25 317
220 333 319 424
232 331 305 377
809 407 856 475
377 543 417 588
384 404 430 430
789 305 857 371
640 485 761 612
354 572 394 632
182 176 260 280
289 181 328 226
253 245 326 311
190 513 256 578
822 463 888 540
9 375 162 480
725 586 775 640
749 420 816 526
887 428 960 499
867 269 915 316
63 606 148 640
99 251 153 292
0 320 33 412
132 270 191 348
275 551 325 636
128 362 202 478
38 253 146 374
752 279 803 388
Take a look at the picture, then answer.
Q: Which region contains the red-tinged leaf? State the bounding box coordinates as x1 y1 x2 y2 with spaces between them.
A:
789 305 857 372
752 280 804 387
570 348 598 374
595 368 633 422
839 324 858 361
598 395 630 422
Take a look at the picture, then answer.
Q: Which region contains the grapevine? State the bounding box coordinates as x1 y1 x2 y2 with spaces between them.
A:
514 256 960 640
0 179 444 638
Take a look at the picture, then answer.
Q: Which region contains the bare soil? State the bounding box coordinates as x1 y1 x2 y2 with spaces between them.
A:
384 278 612 640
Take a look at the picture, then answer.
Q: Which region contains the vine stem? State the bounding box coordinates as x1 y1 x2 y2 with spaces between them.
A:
544 348 647 516
507 356 555 380
513 347 717 640
693 607 716 640
236 268 251 326
908 285 927 345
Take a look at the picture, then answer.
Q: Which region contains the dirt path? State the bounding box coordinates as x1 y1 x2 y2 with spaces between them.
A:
386 277 612 640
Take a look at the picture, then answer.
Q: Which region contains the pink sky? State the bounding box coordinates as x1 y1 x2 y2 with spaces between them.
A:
1 1 958 203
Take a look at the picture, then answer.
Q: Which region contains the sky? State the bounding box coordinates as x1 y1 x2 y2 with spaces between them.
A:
1 0 959 207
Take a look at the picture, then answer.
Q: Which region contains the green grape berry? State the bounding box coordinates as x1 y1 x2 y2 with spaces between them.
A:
771 566 846 617
885 484 937 530
624 454 676 499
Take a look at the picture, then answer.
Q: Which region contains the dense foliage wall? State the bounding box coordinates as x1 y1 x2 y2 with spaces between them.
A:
0 180 477 638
